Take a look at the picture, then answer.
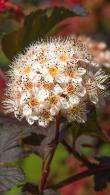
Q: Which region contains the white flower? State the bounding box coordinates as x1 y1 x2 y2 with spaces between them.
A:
38 109 53 127
37 89 50 101
23 104 32 116
86 69 108 104
66 103 87 123
68 95 80 105
60 97 71 109
3 36 109 127
53 84 63 95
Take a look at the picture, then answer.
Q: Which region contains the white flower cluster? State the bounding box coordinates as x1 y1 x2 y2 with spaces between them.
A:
80 36 110 68
3 36 109 127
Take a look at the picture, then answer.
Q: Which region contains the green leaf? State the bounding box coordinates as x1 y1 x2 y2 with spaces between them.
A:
2 7 82 60
0 49 10 70
21 153 41 185
4 186 22 195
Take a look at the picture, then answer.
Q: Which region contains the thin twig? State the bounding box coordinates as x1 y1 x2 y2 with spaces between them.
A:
62 139 95 169
48 163 110 190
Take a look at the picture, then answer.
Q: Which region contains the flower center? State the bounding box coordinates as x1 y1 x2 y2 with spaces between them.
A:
49 66 58 77
24 66 32 74
59 54 69 62
64 66 76 77
49 96 59 105
66 85 75 94
41 110 50 119
43 82 54 90
29 98 39 107
71 106 80 115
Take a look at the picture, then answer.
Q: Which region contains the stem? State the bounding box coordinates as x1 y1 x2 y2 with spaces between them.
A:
48 163 110 190
40 113 61 192
62 139 95 169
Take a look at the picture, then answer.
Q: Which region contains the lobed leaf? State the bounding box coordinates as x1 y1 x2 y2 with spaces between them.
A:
0 165 24 192
0 116 33 162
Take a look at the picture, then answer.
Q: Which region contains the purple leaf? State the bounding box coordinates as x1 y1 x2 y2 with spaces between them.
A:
0 165 24 192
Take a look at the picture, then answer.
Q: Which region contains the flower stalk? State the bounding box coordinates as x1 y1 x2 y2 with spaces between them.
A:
40 112 61 192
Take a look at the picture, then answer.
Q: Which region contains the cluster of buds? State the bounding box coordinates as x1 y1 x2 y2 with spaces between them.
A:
80 36 110 68
3 36 109 127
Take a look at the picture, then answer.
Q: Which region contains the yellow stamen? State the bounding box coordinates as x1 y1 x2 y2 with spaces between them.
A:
41 110 50 119
24 66 32 74
49 96 58 105
49 66 58 77
71 106 80 115
29 98 39 107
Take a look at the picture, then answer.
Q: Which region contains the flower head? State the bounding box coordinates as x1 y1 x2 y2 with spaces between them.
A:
3 36 109 127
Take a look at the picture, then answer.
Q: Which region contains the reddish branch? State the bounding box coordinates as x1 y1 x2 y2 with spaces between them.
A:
48 162 110 190
62 139 96 168
40 113 61 192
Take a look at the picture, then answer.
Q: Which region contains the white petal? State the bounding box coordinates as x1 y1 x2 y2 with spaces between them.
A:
20 92 30 104
60 98 70 109
50 106 59 116
77 67 86 75
97 83 105 90
14 110 23 120
26 115 38 125
69 95 80 105
54 84 63 95
23 104 32 116
29 71 36 80
38 89 49 101
45 75 54 82
72 77 82 82
38 120 48 127
26 117 34 125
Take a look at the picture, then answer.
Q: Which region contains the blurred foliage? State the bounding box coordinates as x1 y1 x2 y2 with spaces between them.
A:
2 7 83 60
5 144 69 195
